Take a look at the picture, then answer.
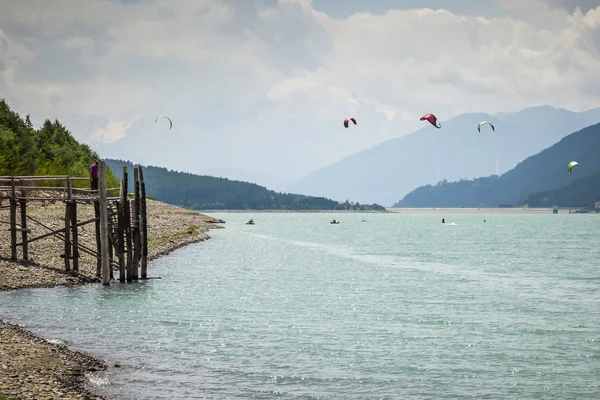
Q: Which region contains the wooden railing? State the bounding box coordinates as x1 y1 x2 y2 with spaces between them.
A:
0 175 120 201
0 161 149 286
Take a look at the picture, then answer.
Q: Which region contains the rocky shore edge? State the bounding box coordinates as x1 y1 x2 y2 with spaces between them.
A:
0 320 108 400
0 199 224 399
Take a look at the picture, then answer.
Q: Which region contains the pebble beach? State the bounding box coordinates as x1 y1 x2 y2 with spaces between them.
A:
0 197 223 399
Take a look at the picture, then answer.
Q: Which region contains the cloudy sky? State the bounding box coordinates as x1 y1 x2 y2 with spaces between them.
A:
1 0 599 180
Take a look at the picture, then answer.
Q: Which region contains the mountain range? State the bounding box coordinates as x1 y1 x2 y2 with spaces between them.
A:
393 122 600 208
279 105 600 206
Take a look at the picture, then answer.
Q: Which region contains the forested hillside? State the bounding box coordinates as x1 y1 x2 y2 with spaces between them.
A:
0 99 119 187
106 159 386 211
394 122 600 207
524 170 600 208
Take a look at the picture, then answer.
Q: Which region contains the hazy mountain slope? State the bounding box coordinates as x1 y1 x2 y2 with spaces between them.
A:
289 106 600 206
495 105 600 141
394 122 600 207
289 113 535 206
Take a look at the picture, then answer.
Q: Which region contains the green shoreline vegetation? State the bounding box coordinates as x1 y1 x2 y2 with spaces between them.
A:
0 99 119 187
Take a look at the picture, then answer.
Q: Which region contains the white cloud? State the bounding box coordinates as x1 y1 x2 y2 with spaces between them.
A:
0 0 599 178
90 120 134 144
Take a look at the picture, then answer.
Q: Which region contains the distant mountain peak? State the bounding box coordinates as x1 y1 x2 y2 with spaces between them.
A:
288 107 600 206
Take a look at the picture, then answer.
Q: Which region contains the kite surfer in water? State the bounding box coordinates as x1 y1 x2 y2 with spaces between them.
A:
442 218 445 224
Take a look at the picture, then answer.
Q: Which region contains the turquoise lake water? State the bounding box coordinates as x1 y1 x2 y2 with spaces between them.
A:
1 212 599 399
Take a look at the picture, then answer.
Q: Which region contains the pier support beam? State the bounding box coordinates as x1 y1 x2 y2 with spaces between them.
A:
19 199 28 261
99 161 110 285
139 166 148 279
10 177 17 260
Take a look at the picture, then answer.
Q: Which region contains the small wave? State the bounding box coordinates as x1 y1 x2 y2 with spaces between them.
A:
157 319 193 326
46 338 69 346
86 372 112 387
519 328 588 335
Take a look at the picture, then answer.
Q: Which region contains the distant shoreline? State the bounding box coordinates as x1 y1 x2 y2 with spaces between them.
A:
198 209 388 213
387 207 580 214
193 207 595 214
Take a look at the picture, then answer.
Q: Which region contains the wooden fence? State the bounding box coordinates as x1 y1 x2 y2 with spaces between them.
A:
0 161 149 285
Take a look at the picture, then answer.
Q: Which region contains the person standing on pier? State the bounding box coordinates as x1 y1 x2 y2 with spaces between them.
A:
89 160 99 191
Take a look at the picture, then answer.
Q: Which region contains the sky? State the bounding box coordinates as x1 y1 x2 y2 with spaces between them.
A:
1 0 599 180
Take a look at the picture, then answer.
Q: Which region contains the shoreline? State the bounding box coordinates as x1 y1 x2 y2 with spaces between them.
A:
199 207 595 214
387 207 581 214
0 320 109 400
0 199 223 399
199 209 387 213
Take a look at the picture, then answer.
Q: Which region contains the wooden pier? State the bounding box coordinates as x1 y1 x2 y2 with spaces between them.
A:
0 161 148 286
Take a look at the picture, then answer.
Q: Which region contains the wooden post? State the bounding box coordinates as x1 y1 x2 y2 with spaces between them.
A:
71 201 79 272
99 161 110 285
64 202 71 272
94 200 101 277
118 166 127 283
133 168 141 280
19 199 28 261
66 177 73 201
10 177 17 260
125 197 133 282
108 226 114 280
117 202 125 282
64 177 72 272
139 166 148 279
131 198 137 279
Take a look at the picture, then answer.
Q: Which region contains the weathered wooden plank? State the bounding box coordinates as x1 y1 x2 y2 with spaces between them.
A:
139 166 148 279
125 197 133 283
71 201 79 272
99 162 110 285
18 227 65 245
66 177 72 201
10 177 17 260
0 186 119 192
0 175 90 181
108 228 114 280
118 167 127 283
64 202 71 272
22 212 118 268
117 201 125 283
19 199 28 260
12 196 122 201
17 216 97 246
133 168 140 280
94 200 101 277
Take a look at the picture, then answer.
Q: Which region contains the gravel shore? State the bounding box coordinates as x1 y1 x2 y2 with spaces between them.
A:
0 198 224 399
